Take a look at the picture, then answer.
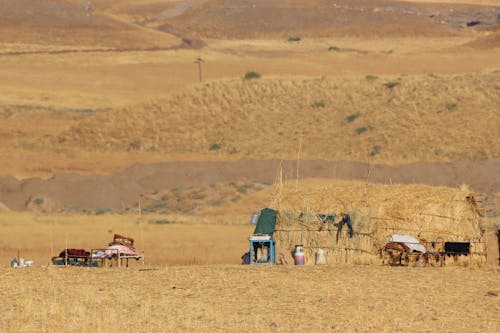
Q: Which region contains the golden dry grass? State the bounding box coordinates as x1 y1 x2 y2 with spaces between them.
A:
1 1 499 332
0 185 498 332
0 8 498 176
0 265 498 332
52 73 499 164
0 212 253 266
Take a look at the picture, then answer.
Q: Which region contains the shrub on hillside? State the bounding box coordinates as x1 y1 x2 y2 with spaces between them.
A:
345 112 360 123
384 81 399 89
95 208 113 215
446 102 458 111
311 100 326 108
288 36 301 42
369 144 382 156
356 127 368 135
244 71 261 80
128 140 142 151
209 143 222 151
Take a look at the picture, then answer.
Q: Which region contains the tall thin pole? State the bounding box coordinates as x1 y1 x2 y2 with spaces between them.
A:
138 197 145 265
194 57 204 82
295 135 302 191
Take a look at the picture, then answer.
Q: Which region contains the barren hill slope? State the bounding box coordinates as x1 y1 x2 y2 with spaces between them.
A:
163 0 499 38
55 73 500 163
0 0 179 50
463 30 500 49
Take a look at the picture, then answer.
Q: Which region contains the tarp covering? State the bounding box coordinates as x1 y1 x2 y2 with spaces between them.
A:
318 214 336 223
389 234 426 253
253 208 277 235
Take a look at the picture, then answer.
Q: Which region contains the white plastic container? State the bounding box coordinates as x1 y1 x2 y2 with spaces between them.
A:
315 248 326 265
250 210 260 225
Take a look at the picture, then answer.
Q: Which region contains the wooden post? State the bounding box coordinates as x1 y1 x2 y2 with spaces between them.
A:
65 232 68 266
138 198 145 265
194 57 204 82
295 135 302 191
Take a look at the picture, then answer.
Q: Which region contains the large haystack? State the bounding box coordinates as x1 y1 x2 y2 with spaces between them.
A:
269 179 486 266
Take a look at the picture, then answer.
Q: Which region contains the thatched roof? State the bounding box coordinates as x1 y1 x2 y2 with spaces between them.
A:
270 179 483 239
269 179 486 265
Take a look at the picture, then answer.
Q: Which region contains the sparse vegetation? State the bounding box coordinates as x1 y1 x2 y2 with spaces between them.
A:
191 192 207 200
369 144 382 156
244 71 261 80
127 140 142 151
237 184 250 194
356 127 368 134
472 150 488 161
1 1 499 331
209 143 222 151
95 207 113 215
311 100 326 108
208 199 224 206
33 197 44 205
148 218 172 225
384 81 399 89
62 205 91 214
345 112 361 123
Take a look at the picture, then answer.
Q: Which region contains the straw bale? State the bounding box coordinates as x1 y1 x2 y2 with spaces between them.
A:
270 179 486 266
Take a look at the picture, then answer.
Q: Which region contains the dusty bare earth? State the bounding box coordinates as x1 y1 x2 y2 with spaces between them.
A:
0 160 499 212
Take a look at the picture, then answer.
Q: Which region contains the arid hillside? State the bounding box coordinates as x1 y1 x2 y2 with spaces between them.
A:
55 73 500 163
0 2 499 332
162 0 499 38
0 0 498 193
0 0 180 51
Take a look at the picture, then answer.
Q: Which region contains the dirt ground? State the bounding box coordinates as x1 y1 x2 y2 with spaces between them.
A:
1 160 499 212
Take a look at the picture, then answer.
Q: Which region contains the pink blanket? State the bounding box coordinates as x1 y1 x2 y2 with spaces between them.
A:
105 244 138 257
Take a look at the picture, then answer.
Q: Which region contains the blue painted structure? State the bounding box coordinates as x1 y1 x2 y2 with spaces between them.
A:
249 238 276 265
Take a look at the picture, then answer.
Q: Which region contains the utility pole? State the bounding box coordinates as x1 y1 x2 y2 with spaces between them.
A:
194 57 204 82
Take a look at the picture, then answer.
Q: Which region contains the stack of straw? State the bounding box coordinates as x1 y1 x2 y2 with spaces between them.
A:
270 180 486 266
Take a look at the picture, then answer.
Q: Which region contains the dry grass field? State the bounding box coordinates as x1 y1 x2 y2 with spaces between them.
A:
0 0 499 176
0 212 253 266
1 0 499 331
1 265 499 333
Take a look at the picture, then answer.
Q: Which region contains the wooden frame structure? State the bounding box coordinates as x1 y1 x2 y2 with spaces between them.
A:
89 248 144 268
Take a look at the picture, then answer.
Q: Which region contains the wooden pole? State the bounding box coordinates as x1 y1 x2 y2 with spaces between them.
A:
295 135 302 191
49 207 54 260
65 232 68 266
138 198 145 265
195 57 204 82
